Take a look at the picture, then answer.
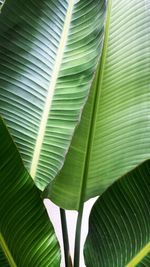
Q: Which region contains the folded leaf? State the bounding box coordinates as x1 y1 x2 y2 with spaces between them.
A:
47 0 150 210
0 0 106 190
84 161 150 267
0 117 60 267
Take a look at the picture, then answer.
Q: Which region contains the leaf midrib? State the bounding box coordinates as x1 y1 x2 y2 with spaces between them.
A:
126 242 150 267
0 0 5 12
0 233 17 267
77 0 112 210
30 0 75 180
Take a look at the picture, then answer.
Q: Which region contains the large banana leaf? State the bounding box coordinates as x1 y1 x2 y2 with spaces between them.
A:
0 0 106 190
46 0 150 210
0 117 60 267
84 160 150 267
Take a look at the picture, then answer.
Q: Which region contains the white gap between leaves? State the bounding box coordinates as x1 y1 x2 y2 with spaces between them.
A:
44 197 98 267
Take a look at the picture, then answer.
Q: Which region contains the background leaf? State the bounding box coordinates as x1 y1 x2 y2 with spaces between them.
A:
0 117 60 267
0 0 106 190
47 0 150 210
84 161 150 267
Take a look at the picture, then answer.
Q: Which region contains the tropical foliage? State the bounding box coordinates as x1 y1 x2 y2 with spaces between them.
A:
0 0 150 267
0 118 60 266
84 161 150 267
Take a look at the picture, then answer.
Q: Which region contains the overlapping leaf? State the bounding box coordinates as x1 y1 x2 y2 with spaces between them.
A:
84 161 150 267
0 0 106 190
47 0 150 210
0 117 60 267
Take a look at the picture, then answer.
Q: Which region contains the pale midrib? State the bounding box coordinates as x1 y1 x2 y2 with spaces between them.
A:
30 0 75 179
77 0 112 209
74 2 111 265
0 233 17 267
126 242 150 267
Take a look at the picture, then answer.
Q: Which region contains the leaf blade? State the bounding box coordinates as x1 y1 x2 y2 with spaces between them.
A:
0 0 106 190
30 0 75 179
84 161 150 267
0 117 60 267
47 0 150 210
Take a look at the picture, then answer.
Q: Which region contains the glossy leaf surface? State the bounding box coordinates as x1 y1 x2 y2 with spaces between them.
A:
47 0 150 210
84 161 150 267
0 0 106 190
0 118 60 267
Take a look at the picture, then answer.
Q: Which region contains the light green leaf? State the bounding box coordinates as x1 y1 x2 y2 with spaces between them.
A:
0 117 60 267
0 0 106 190
84 161 150 267
46 0 150 210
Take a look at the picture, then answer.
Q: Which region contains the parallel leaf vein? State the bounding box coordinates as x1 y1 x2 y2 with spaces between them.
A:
30 0 75 179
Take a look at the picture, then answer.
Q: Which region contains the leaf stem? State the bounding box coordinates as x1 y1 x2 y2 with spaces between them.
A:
60 208 72 267
74 203 84 267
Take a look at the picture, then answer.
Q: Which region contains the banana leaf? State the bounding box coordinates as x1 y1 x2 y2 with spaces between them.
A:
84 160 150 267
0 117 60 267
46 0 150 210
0 0 106 190
136 253 150 267
0 247 10 267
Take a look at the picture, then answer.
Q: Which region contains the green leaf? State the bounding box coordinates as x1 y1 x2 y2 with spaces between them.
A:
136 253 150 267
0 247 10 267
84 160 150 267
46 0 150 210
0 117 60 267
0 0 106 191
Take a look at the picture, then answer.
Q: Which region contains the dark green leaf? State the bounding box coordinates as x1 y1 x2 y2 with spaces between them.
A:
84 161 150 267
0 117 60 267
0 247 10 267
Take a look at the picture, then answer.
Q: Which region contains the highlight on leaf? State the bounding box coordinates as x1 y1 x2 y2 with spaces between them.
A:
46 0 150 211
0 0 106 191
